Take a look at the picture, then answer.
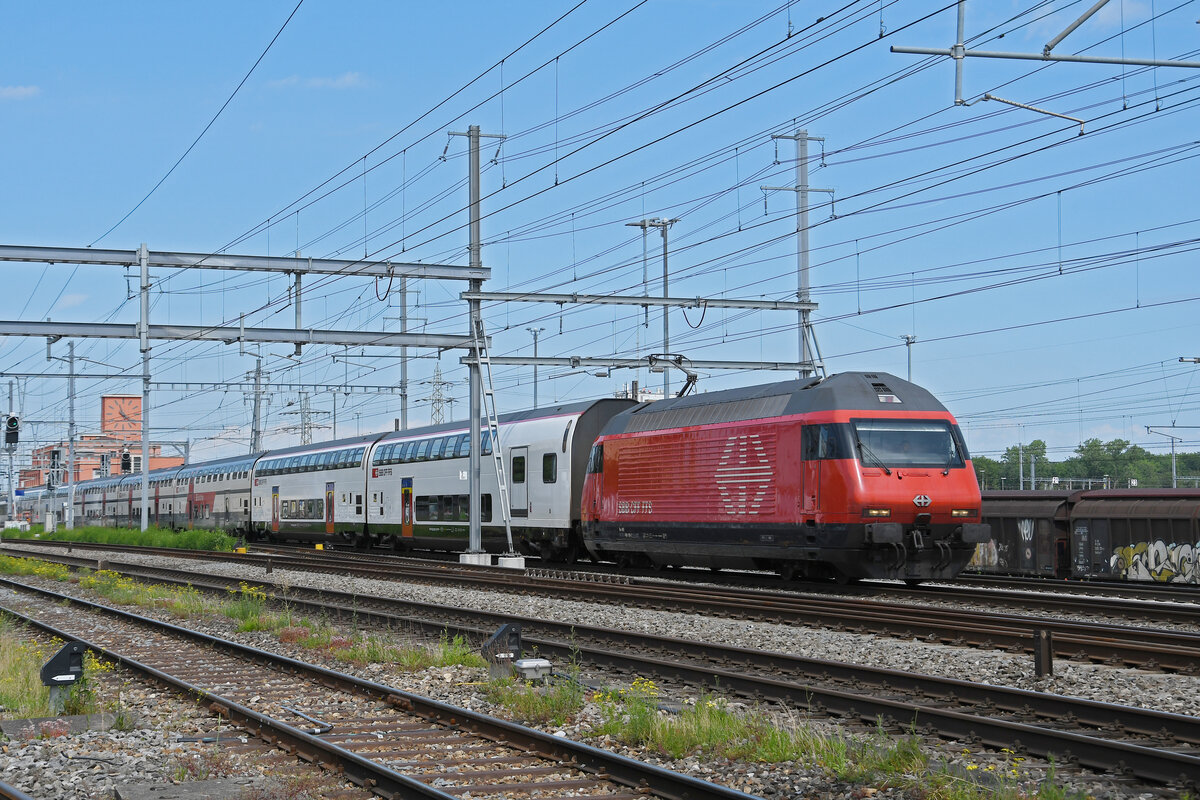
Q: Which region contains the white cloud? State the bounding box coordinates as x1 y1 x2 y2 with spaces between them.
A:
55 293 87 311
267 72 363 90
306 71 363 89
0 85 39 100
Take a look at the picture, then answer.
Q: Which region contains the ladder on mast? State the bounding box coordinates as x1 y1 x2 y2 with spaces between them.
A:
471 317 514 553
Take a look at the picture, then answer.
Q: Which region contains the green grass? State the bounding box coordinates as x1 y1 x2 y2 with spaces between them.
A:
488 676 585 726
0 613 110 723
587 680 1089 800
2 524 237 552
0 554 73 582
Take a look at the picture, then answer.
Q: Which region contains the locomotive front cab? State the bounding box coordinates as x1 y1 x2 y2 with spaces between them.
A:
812 415 990 580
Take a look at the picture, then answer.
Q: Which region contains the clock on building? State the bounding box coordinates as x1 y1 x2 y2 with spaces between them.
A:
101 396 142 435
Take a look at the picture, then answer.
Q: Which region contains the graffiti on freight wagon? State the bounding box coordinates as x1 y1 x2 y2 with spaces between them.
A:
1110 540 1198 583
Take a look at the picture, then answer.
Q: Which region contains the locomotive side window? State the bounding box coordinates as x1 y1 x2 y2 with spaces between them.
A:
512 455 526 484
586 444 603 474
543 453 557 483
802 425 851 459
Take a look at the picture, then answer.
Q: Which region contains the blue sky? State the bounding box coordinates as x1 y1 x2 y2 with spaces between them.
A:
2 1 1198 468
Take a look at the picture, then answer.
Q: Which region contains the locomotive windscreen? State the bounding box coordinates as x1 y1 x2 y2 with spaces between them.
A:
851 419 968 469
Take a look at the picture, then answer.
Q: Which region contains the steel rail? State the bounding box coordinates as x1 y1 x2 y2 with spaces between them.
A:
92 556 1200 746
185 547 1200 671
6 540 1199 669
5 552 1200 788
0 577 759 800
0 780 36 800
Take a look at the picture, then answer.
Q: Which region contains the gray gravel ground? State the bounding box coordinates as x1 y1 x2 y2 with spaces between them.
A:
0 543 1195 799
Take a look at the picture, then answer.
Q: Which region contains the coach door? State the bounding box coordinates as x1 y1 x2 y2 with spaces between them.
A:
401 477 414 538
186 479 196 529
325 482 335 535
510 446 529 517
271 486 280 533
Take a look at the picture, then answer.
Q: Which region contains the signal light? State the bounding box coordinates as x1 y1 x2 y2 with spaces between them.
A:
121 450 132 473
862 507 892 517
951 509 977 518
4 415 18 445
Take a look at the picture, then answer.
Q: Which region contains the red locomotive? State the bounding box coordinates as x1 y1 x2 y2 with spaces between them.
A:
581 372 990 582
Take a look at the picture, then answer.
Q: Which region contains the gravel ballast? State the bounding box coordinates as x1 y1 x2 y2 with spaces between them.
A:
0 543 1195 799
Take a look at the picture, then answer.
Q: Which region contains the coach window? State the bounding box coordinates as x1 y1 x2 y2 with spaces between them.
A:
543 453 557 483
415 440 431 461
512 455 526 484
439 495 454 519
481 430 493 456
429 438 446 460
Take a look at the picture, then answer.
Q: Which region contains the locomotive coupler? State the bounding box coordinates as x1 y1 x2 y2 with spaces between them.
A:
909 529 925 551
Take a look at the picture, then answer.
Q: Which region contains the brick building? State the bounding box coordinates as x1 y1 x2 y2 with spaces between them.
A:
19 395 184 489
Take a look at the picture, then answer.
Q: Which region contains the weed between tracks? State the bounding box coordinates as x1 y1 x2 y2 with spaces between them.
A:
14 556 485 673
491 675 1090 800
2 524 238 551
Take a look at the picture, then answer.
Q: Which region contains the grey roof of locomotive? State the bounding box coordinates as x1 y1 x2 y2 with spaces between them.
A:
600 372 951 436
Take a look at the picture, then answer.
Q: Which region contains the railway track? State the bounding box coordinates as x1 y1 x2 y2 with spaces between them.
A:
0 576 756 800
3 553 1200 789
5 540 1199 673
0 781 34 800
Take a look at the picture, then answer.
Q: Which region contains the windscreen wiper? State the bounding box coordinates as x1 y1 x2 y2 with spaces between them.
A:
856 439 892 475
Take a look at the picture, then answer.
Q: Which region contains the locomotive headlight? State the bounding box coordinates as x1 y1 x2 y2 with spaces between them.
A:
862 507 891 517
951 508 976 517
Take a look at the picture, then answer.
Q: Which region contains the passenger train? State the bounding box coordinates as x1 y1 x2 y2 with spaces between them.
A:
14 372 990 581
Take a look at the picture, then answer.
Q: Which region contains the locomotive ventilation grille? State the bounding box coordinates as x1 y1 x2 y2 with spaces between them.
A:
624 395 790 433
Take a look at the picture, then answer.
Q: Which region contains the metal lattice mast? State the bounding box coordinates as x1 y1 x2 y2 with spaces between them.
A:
762 130 832 379
430 366 446 425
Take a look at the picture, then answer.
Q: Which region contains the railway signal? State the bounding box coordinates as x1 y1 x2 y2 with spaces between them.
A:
4 414 18 445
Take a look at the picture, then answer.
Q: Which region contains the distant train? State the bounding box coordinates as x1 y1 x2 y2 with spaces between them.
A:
14 372 990 581
971 489 1200 583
